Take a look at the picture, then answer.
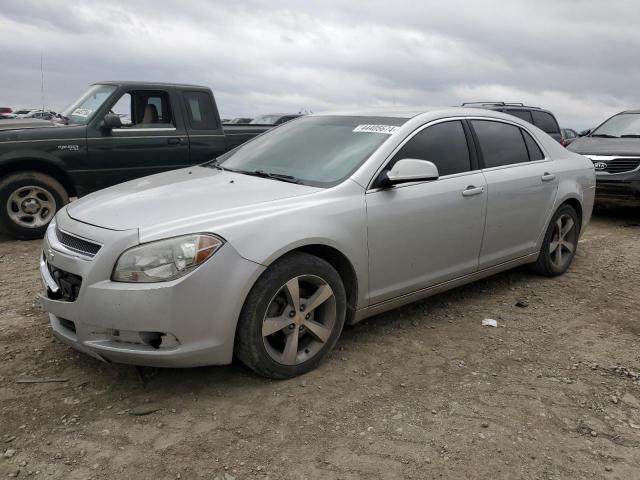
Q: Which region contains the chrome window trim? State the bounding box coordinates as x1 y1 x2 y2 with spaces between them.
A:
112 127 177 132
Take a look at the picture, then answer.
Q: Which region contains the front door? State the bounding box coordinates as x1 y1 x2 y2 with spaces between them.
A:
366 120 487 305
85 88 190 192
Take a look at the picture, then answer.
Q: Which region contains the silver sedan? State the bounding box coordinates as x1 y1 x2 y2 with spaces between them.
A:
39 108 596 378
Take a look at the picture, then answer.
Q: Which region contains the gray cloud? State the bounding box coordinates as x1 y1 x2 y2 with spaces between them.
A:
1 0 639 128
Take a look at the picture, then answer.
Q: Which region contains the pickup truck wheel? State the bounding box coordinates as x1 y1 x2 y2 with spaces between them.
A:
235 252 346 379
0 172 69 239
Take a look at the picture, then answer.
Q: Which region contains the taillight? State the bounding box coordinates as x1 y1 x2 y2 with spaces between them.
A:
560 138 568 148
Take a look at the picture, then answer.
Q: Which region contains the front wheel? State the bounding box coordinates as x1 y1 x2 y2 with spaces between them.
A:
532 204 580 276
235 252 346 379
0 172 69 239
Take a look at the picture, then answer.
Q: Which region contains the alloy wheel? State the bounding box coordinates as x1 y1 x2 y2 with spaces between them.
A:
262 275 336 366
549 213 577 269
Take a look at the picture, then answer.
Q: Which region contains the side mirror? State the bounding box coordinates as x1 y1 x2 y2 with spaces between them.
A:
102 113 122 130
579 128 592 137
377 159 439 188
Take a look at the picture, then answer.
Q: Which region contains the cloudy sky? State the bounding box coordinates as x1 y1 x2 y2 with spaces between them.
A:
1 0 639 129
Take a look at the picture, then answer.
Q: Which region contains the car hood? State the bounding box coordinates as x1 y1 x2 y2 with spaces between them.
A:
0 118 57 131
568 137 640 156
67 166 323 232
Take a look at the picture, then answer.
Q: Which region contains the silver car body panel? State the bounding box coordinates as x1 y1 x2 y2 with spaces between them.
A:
40 108 595 367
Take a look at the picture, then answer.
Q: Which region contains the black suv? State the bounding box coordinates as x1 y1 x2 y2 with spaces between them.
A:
462 102 564 145
568 110 640 206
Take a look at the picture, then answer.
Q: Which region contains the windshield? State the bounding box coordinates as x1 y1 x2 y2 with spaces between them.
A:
592 113 640 138
60 84 117 125
212 115 407 187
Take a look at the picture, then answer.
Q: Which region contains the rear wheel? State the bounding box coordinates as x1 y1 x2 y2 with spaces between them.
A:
532 204 580 276
0 171 68 239
235 252 346 379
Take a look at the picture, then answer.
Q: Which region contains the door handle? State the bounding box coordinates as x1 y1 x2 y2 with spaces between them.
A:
462 185 484 197
541 172 556 182
167 137 182 145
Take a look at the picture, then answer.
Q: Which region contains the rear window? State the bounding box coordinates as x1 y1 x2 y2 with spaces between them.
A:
522 130 544 161
184 91 219 130
506 110 533 124
472 120 529 168
531 111 560 134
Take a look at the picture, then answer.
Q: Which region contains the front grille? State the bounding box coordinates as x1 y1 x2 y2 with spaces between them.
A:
593 158 640 174
55 227 101 258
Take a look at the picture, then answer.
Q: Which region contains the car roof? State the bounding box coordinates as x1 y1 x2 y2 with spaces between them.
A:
461 102 557 115
313 106 544 121
93 81 208 89
619 109 640 114
314 107 445 118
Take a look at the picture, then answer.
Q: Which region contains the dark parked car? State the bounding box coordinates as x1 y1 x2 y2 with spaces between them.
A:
561 128 579 145
250 113 302 125
0 81 274 239
462 102 564 145
568 110 640 206
225 117 253 124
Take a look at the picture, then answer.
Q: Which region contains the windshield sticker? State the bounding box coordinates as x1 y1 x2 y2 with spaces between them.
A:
71 108 92 118
353 124 401 134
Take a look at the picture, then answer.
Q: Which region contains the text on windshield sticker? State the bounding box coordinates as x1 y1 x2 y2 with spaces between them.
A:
71 108 92 118
353 124 400 134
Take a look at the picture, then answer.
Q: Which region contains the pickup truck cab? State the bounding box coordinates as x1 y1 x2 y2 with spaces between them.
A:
0 81 272 239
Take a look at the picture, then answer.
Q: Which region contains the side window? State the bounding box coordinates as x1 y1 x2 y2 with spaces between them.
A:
507 110 533 124
183 91 219 130
109 90 173 127
472 120 529 168
110 93 132 126
390 121 471 176
522 130 545 161
531 111 560 134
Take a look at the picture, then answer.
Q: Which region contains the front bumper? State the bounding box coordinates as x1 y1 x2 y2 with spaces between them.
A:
595 175 640 205
39 210 265 368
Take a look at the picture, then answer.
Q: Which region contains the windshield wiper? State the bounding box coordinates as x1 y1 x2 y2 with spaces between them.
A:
207 160 233 171
235 169 301 184
620 134 640 138
590 133 618 138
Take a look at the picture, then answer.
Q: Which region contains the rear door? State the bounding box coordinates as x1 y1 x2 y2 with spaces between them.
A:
470 119 558 268
180 90 227 164
86 87 190 191
366 120 487 305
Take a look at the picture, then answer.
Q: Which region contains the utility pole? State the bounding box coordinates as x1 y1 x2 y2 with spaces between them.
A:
40 53 45 111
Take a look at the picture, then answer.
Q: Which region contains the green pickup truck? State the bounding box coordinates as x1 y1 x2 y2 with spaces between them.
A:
0 81 273 239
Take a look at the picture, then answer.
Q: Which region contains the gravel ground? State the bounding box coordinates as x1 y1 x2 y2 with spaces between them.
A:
0 206 639 480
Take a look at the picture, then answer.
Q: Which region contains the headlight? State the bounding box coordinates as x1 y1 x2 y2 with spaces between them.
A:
112 234 223 283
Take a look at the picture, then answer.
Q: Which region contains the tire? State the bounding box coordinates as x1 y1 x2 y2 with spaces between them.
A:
235 252 347 379
0 171 69 240
531 204 580 276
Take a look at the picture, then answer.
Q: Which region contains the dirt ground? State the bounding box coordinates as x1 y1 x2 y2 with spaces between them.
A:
1 207 639 480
